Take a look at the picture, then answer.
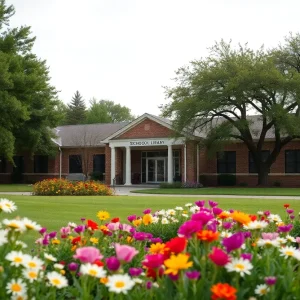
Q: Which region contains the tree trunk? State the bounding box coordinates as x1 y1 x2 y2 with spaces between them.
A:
257 169 269 186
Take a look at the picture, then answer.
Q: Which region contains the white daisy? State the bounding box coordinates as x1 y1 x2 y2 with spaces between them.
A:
68 222 77 228
80 263 107 278
286 235 296 243
157 210 166 216
257 239 280 248
5 251 26 267
151 216 159 223
16 241 28 249
6 278 27 296
54 263 64 270
257 211 263 215
254 284 269 296
293 250 300 261
0 229 8 246
182 214 189 218
11 295 28 300
175 206 183 211
243 220 269 230
166 209 176 216
2 219 26 232
22 218 42 232
133 278 143 284
275 237 287 245
225 258 253 277
0 198 17 213
189 206 200 213
220 231 232 238
22 269 39 283
185 203 193 207
268 214 282 223
23 255 44 270
46 271 68 289
44 253 57 262
106 274 135 294
161 218 169 224
279 246 298 259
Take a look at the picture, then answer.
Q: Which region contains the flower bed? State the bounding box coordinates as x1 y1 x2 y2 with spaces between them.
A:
33 178 113 196
1 198 300 299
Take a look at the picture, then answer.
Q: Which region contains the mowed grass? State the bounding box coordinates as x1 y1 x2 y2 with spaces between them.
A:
0 184 33 192
131 187 300 196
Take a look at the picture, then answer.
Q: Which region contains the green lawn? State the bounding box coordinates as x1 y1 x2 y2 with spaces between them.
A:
0 184 33 192
131 187 300 196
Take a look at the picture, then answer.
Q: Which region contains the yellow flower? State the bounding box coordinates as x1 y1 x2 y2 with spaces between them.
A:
90 237 99 245
100 277 109 284
127 236 133 243
132 219 142 227
52 239 61 245
230 211 251 225
149 242 166 254
164 253 193 275
97 210 110 221
143 214 153 225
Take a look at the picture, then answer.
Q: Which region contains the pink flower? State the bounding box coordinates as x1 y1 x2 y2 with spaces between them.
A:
142 254 164 269
121 224 133 233
106 256 120 271
60 226 71 238
191 212 214 225
296 237 300 243
107 222 120 231
262 232 279 240
208 247 230 266
178 220 203 238
115 243 139 263
222 232 244 253
73 247 103 263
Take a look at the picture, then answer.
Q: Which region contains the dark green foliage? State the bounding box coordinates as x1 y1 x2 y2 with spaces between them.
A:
290 221 300 238
160 182 183 188
65 91 87 125
217 174 236 186
273 181 281 187
89 171 105 182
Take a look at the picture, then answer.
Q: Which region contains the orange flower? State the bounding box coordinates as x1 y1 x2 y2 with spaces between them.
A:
211 283 237 300
100 277 109 284
218 211 230 220
149 242 166 254
284 204 290 208
197 230 219 242
230 211 251 225
143 214 153 225
132 219 142 227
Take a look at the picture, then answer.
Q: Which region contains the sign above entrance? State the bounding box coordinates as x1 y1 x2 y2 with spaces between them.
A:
130 140 165 146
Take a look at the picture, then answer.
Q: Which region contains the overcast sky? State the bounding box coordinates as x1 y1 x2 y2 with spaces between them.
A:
6 0 300 117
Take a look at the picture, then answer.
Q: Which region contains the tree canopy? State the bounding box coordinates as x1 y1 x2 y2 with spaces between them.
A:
86 99 135 124
162 34 300 185
65 91 87 125
0 0 60 161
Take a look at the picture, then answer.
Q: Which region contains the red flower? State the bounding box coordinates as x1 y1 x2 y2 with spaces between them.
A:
111 217 120 223
164 237 187 257
87 219 98 230
72 236 81 245
284 204 290 208
145 267 164 279
93 259 104 267
249 215 257 221
211 283 237 300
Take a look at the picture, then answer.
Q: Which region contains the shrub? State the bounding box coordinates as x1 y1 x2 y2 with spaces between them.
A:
33 178 113 196
182 181 203 188
89 171 105 182
217 174 236 186
239 182 248 187
160 182 183 189
273 180 281 187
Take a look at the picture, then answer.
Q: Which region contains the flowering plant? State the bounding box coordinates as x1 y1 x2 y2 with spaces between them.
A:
1 198 300 299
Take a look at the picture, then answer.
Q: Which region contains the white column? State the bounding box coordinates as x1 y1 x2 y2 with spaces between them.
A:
197 144 199 184
184 143 187 182
168 145 173 183
125 146 131 185
110 146 115 185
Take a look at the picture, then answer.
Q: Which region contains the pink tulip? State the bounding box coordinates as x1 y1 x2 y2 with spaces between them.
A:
107 222 120 231
73 247 103 263
115 243 139 263
208 247 230 266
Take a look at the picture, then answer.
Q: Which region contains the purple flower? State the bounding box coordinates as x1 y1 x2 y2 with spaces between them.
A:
286 209 294 215
207 220 218 232
42 236 50 245
60 226 71 238
264 210 270 217
265 276 277 286
48 231 57 239
143 209 151 214
243 231 251 239
168 273 179 281
146 281 152 289
191 212 214 225
229 209 234 213
145 233 153 239
129 268 143 277
39 227 47 235
290 215 295 220
213 207 223 215
74 225 85 234
68 262 78 272
241 253 252 261
208 200 218 208
133 232 148 241
200 207 212 213
80 218 86 222
222 232 245 253
127 215 137 222
195 200 205 207
185 270 201 280
150 237 163 244
178 220 203 238
222 222 233 230
278 224 293 233
106 256 120 271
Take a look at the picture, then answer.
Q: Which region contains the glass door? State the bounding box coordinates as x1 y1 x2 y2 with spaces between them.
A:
156 159 165 182
146 158 166 182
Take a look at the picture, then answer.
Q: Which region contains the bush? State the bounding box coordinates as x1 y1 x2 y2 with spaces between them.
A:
273 180 281 187
239 182 248 187
160 182 183 189
89 171 105 182
33 178 113 196
182 181 203 188
217 174 236 186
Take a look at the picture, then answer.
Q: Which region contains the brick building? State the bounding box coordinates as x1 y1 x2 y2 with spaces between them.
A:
1 113 300 186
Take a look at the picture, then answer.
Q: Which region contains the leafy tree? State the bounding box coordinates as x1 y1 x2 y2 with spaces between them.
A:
86 99 135 124
0 0 60 162
162 37 300 186
65 91 87 124
54 100 68 125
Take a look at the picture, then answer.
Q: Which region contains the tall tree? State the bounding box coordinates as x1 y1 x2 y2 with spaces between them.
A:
162 38 300 186
65 91 87 124
0 0 60 161
86 99 135 124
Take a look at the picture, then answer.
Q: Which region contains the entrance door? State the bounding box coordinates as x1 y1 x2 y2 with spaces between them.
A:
146 158 165 183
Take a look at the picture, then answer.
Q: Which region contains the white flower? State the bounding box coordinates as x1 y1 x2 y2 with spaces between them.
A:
175 206 183 211
106 274 135 294
0 198 17 213
254 284 269 296
268 214 282 223
11 295 28 300
286 235 296 243
46 271 68 289
257 239 280 248
189 206 200 213
16 241 28 248
22 269 39 283
22 218 42 232
166 209 176 216
54 263 64 270
6 251 26 267
161 218 169 224
293 250 300 261
275 237 287 245
257 211 263 215
279 246 298 259
133 278 143 284
2 219 26 232
6 278 27 296
182 214 189 218
220 231 232 238
0 229 8 246
68 222 77 228
80 263 107 278
157 209 166 216
225 258 253 277
151 216 159 223
23 255 44 270
243 221 268 230
185 203 193 207
44 253 57 262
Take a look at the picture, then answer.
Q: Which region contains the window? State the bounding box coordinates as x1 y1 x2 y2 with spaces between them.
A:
249 151 270 173
34 155 48 173
93 155 105 173
69 155 82 173
0 157 6 173
285 150 300 173
217 151 236 173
